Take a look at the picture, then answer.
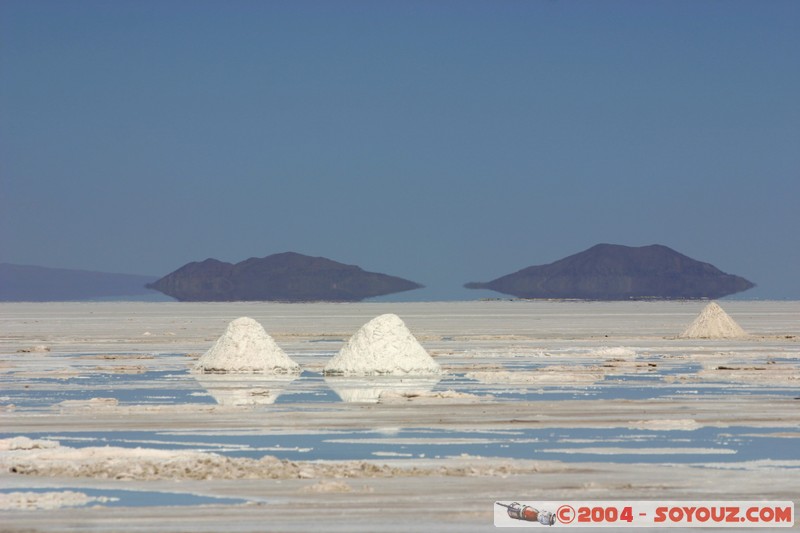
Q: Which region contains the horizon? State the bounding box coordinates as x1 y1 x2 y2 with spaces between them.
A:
2 1 798 300
0 241 775 302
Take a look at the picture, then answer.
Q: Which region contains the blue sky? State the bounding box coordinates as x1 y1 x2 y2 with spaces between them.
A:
1 0 798 300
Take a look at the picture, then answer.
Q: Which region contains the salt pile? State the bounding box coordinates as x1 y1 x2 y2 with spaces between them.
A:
323 314 441 376
679 302 747 339
194 317 300 374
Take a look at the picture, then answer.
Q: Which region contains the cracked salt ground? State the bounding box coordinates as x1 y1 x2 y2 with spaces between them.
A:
2 426 796 464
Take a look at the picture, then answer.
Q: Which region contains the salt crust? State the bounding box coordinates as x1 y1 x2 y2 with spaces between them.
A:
628 419 702 431
680 302 747 339
323 314 441 376
590 347 637 358
541 446 736 455
194 317 300 374
465 366 603 385
696 366 799 386
0 437 60 451
16 345 50 353
59 398 119 409
0 440 539 480
300 480 352 493
0 490 115 511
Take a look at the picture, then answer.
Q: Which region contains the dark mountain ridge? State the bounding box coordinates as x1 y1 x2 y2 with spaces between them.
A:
465 244 754 300
147 252 423 302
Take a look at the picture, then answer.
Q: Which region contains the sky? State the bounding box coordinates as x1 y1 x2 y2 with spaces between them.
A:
1 0 798 300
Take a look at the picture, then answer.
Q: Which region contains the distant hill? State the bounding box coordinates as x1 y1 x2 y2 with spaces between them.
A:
0 263 160 301
465 244 755 300
147 252 423 302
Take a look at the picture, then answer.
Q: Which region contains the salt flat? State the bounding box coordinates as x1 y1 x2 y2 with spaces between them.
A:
0 300 798 532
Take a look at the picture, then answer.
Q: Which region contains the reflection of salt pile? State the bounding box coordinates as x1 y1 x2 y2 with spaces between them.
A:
324 376 441 403
679 302 747 339
194 317 300 374
323 314 441 376
194 374 297 406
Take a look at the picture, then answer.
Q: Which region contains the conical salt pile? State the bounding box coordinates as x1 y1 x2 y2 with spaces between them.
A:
194 317 300 374
679 302 747 339
323 314 441 376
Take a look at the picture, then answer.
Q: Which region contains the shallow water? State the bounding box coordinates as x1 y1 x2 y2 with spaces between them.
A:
3 426 795 464
0 487 248 508
4 359 797 410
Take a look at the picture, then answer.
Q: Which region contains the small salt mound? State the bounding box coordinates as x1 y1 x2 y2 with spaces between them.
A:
680 302 747 339
194 317 299 374
323 314 441 376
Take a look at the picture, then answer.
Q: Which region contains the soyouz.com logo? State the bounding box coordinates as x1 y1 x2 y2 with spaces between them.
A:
494 501 794 527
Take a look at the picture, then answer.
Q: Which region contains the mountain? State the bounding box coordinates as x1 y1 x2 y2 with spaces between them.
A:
465 244 755 300
0 263 160 301
147 252 423 302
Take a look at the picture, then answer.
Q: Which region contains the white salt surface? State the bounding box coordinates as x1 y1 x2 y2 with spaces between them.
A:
58 398 119 410
299 480 352 493
680 302 747 339
465 366 604 385
589 346 637 358
0 437 60 451
0 440 538 481
323 314 441 376
194 317 300 374
0 490 115 511
628 419 703 431
1 300 799 532
541 447 737 455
